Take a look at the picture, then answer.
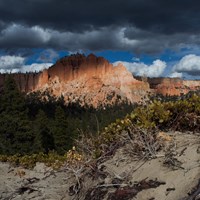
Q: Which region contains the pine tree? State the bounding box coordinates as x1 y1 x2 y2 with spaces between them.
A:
52 106 72 154
0 76 33 155
33 110 55 154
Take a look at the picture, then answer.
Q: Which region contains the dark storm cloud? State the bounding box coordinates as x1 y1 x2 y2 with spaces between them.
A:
0 24 124 51
0 25 47 48
1 0 200 53
1 0 200 33
4 48 35 57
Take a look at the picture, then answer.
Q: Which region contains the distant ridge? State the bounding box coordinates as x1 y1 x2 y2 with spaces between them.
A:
0 54 199 106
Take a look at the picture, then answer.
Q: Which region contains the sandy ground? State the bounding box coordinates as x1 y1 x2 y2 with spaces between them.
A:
0 131 199 200
103 132 200 200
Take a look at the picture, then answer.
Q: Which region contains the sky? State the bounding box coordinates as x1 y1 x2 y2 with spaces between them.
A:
0 0 200 79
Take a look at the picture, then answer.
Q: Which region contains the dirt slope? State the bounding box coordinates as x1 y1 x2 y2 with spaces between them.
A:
0 131 199 200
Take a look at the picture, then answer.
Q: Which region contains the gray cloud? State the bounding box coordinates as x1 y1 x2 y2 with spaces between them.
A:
0 24 51 48
1 0 200 34
1 0 200 54
37 49 59 62
0 25 128 51
2 24 200 55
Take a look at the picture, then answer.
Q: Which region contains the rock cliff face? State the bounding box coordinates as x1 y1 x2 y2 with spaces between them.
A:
0 73 41 93
37 54 149 107
0 54 199 106
147 77 200 96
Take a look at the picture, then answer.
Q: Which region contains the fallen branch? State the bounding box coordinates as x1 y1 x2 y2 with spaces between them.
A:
186 179 200 200
96 183 128 188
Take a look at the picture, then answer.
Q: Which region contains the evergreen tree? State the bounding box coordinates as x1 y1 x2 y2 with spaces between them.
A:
0 76 26 113
0 76 33 155
33 110 55 153
0 76 135 156
52 106 72 154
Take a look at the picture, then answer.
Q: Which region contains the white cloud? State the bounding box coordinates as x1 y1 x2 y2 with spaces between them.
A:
113 59 166 77
20 63 53 73
172 54 200 76
169 72 183 78
0 55 52 73
0 55 25 71
132 57 140 62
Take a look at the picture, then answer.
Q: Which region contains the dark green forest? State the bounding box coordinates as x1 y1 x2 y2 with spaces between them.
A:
0 76 134 155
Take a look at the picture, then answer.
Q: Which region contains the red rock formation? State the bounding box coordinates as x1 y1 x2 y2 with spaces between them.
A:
47 53 113 82
36 54 149 107
0 73 41 93
0 54 199 107
147 77 200 96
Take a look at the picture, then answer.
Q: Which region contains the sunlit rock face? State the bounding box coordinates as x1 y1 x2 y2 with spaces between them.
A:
0 54 199 107
35 54 149 107
147 78 200 96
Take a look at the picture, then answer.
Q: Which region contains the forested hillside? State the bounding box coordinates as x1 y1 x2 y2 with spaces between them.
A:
0 76 133 156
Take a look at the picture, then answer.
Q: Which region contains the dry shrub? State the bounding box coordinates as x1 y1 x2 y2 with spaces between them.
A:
121 126 163 159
